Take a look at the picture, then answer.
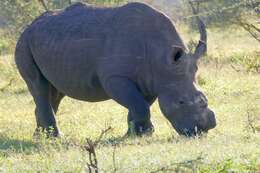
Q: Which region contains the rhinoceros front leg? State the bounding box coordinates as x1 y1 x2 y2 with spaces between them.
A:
126 96 156 136
104 77 154 136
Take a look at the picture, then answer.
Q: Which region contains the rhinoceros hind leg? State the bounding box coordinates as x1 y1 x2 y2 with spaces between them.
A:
31 82 61 137
16 55 60 137
49 86 64 114
31 81 61 138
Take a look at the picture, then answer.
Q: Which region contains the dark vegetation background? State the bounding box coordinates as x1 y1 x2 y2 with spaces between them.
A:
0 0 259 52
0 0 258 71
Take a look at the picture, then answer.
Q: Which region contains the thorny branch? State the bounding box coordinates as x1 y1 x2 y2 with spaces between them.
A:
184 1 245 19
236 17 260 43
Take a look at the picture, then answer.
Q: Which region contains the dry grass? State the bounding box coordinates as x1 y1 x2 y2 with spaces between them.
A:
0 28 259 172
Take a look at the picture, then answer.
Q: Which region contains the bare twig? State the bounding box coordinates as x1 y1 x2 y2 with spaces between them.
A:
112 144 117 173
85 139 98 173
230 64 241 72
94 127 112 146
83 127 112 173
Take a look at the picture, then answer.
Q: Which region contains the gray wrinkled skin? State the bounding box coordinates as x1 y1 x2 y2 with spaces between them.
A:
15 2 216 137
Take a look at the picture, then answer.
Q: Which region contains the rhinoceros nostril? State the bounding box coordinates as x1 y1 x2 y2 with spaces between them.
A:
179 100 185 105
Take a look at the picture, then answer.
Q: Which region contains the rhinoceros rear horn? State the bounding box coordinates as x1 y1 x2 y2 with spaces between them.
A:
189 1 207 60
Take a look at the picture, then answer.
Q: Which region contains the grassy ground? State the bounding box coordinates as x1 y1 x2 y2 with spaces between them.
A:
0 28 259 172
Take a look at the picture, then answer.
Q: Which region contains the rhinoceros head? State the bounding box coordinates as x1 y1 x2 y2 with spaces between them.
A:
155 3 216 136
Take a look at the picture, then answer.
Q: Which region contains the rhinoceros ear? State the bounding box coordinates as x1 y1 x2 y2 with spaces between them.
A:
172 46 184 62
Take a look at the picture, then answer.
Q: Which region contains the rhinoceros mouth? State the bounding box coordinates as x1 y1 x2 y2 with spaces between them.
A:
176 126 207 137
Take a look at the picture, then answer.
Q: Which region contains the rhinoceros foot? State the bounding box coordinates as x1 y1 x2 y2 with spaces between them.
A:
33 126 62 139
125 121 154 137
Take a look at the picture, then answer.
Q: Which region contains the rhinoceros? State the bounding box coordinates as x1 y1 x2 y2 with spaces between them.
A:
15 2 216 137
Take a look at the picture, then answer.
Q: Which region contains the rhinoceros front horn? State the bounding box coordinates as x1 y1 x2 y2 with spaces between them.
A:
189 1 207 59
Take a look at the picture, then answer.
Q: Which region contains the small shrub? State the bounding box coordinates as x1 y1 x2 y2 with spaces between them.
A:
0 38 14 55
197 75 207 86
199 159 260 173
231 51 260 73
244 105 260 133
187 39 197 53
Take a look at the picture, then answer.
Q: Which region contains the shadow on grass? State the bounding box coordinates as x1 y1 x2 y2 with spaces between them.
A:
93 135 177 147
95 133 210 148
0 136 38 154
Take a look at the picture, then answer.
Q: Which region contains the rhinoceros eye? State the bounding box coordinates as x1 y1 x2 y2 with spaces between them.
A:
174 51 183 62
171 46 184 63
173 51 183 62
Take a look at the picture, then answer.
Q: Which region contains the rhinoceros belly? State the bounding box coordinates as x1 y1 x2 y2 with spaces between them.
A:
32 38 110 102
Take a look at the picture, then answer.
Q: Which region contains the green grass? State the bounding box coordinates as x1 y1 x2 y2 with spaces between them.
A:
0 28 260 172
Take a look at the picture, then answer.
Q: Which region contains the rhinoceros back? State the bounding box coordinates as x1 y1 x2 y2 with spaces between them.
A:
16 2 169 101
